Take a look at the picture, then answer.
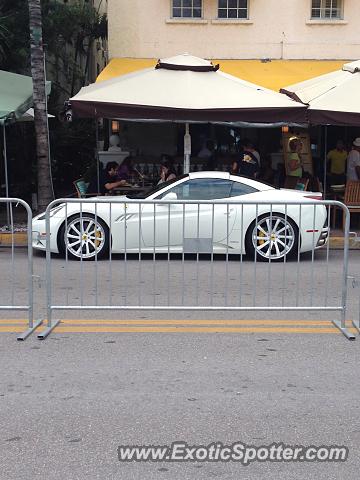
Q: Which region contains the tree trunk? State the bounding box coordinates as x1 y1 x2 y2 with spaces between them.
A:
28 0 53 211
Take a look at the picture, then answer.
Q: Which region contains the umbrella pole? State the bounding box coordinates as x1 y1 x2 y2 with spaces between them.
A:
183 122 191 174
95 119 100 193
3 124 10 226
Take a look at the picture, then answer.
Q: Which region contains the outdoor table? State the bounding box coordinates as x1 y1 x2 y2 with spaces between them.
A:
111 185 150 195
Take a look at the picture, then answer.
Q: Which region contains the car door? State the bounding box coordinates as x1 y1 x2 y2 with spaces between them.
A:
141 178 237 252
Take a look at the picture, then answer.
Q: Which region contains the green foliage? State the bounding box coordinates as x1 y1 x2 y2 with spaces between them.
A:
0 1 108 198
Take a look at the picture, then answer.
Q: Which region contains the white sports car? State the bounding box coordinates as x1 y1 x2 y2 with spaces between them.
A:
32 171 328 261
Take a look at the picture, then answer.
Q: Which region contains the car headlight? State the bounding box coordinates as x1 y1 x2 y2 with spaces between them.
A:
35 204 65 221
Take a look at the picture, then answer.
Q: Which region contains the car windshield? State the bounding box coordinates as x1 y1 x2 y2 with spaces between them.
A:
126 174 188 199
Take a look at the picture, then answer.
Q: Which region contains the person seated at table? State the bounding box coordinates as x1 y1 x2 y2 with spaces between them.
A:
116 157 134 182
157 159 177 185
88 161 127 195
327 139 347 185
231 140 260 179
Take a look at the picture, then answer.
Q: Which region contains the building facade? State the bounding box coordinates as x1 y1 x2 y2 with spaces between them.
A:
108 0 360 60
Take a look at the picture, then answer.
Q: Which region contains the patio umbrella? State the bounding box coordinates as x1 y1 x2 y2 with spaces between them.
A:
281 60 360 126
0 70 51 199
71 54 306 123
70 54 306 172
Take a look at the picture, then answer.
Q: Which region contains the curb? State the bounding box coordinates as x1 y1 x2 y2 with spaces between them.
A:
1 232 359 250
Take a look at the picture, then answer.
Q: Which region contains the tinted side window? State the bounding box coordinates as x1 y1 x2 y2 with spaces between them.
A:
230 181 257 197
158 179 233 200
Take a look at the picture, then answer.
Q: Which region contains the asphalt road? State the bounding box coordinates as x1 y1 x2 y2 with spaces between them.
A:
0 249 360 479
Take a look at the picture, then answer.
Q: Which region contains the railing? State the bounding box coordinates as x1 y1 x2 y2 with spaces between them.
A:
35 197 355 340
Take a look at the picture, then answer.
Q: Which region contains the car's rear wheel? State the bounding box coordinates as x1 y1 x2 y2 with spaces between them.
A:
246 213 299 262
58 215 109 260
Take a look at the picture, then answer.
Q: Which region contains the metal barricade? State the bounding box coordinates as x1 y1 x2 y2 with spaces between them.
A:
39 197 355 340
0 198 42 340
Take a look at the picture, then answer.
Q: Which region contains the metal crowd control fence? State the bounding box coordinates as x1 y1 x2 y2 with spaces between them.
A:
39 197 355 340
0 198 42 340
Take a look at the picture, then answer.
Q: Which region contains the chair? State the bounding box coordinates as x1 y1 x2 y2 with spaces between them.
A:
295 177 309 191
342 181 360 230
73 178 99 198
283 176 299 189
284 176 309 191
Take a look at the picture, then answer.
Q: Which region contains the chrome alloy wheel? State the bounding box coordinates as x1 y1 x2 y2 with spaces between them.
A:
252 215 296 260
65 216 106 259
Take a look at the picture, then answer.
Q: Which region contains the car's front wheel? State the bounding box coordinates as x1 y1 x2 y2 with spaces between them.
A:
246 213 299 262
58 214 109 260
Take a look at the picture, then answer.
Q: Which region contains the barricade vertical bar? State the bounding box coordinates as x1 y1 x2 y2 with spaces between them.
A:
109 202 113 306
38 202 59 339
65 202 69 306
153 204 156 306
138 203 142 307
10 202 15 307
18 199 42 340
182 203 185 306
253 204 258 307
124 205 128 306
225 203 229 307
80 202 84 306
239 204 243 307
334 205 355 339
324 204 331 307
167 203 170 306
310 204 316 307
196 202 200 306
95 202 98 307
282 204 288 307
267 204 273 307
295 204 301 307
210 203 214 307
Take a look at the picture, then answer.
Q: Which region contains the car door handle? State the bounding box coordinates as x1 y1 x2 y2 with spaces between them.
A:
224 208 235 215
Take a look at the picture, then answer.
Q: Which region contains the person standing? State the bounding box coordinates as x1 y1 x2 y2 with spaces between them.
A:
286 137 303 178
347 138 360 181
327 140 347 185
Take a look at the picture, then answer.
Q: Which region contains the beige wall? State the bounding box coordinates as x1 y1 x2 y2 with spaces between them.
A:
108 0 360 60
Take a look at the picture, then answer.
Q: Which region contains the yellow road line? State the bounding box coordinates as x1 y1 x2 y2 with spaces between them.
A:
0 320 28 324
0 326 26 332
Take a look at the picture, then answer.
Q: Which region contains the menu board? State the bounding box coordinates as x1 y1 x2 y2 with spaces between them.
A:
282 131 313 176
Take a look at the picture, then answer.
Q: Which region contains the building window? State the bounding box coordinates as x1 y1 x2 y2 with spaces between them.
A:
311 0 343 19
172 0 202 18
218 0 249 19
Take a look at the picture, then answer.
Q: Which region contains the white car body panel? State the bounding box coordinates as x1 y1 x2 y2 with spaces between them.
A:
32 172 327 257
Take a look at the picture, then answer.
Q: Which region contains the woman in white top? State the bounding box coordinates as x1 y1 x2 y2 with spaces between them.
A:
347 138 360 181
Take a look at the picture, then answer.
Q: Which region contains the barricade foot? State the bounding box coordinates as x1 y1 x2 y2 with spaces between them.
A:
351 320 360 334
332 319 356 340
17 319 43 341
37 319 61 340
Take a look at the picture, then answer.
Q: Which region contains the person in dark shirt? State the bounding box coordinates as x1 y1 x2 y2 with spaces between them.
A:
88 161 127 195
231 140 260 179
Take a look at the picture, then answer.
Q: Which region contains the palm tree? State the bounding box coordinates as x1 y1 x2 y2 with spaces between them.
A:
28 0 53 210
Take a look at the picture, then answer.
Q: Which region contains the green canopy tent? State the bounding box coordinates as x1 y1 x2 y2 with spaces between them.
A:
0 70 51 199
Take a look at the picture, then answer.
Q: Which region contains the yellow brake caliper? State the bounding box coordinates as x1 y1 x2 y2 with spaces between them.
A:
95 228 102 247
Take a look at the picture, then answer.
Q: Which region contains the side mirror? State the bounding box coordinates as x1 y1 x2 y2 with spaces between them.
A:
162 192 178 201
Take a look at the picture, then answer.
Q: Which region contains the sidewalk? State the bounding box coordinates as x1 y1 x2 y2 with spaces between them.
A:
1 230 359 249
